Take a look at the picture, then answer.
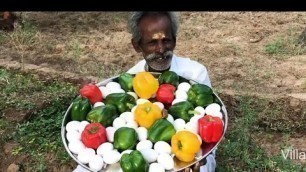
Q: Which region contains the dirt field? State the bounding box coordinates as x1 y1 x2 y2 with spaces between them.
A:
1 12 306 171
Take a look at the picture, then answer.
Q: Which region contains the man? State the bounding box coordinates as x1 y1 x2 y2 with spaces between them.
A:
126 11 216 172
74 12 216 172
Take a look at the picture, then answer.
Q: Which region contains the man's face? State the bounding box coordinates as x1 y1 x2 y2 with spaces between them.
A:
134 15 176 72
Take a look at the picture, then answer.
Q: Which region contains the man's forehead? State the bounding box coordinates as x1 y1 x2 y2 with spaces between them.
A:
152 32 166 39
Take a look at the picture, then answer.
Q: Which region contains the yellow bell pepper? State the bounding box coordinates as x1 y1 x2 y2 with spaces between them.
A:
134 102 162 129
171 130 201 162
132 72 159 99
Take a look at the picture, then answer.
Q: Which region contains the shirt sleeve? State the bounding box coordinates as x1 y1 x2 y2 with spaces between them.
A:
187 60 212 88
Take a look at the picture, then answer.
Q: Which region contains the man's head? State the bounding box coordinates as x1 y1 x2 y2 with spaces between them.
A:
128 12 179 72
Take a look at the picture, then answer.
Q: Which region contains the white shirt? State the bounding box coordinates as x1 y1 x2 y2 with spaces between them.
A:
127 54 212 88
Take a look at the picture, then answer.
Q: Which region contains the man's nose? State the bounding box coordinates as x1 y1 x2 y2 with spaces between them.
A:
156 41 166 53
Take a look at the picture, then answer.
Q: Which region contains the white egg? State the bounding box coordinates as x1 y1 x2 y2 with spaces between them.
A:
173 118 186 131
66 121 81 132
77 148 96 164
110 88 125 94
131 106 137 114
126 120 138 130
112 117 127 129
66 130 81 143
136 140 153 151
120 149 133 157
175 90 188 100
127 92 138 100
93 102 105 108
190 115 203 125
97 142 114 156
153 102 164 110
185 122 198 134
166 114 174 124
154 141 172 155
171 98 186 105
136 127 148 141
195 133 202 145
149 162 165 172
196 148 203 157
120 112 134 122
157 153 174 170
68 140 86 155
88 155 104 172
209 111 223 119
106 127 117 142
137 98 150 105
106 82 121 91
78 121 90 133
140 149 159 163
103 149 121 164
194 106 205 116
205 103 221 116
99 86 110 99
177 82 191 92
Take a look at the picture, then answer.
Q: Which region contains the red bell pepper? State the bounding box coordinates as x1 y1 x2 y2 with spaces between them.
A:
79 83 103 105
81 123 107 149
198 115 223 143
156 84 176 105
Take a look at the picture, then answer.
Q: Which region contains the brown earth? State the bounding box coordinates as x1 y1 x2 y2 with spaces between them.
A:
1 12 306 171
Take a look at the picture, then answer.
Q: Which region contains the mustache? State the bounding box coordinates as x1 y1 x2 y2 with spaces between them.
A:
145 51 173 61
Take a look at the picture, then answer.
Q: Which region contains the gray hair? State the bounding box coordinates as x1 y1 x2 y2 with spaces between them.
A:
128 12 180 43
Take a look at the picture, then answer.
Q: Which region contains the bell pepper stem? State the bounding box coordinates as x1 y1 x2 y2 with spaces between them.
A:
188 110 201 115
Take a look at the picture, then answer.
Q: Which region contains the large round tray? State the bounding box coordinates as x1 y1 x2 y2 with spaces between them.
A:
61 72 228 172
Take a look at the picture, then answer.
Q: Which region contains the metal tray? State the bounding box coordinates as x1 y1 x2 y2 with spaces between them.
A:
61 72 228 172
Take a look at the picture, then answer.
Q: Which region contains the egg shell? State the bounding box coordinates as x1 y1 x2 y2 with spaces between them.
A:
157 153 174 170
205 103 221 116
175 90 188 100
103 149 121 165
137 98 150 105
140 148 159 163
127 92 138 100
194 106 205 116
97 142 114 156
106 127 117 142
110 88 125 94
149 162 165 172
88 155 104 172
112 117 127 129
66 121 81 132
190 115 203 125
126 120 138 130
68 140 86 155
173 118 186 131
136 140 153 151
154 141 172 155
172 98 186 105
106 82 121 91
99 86 110 99
131 106 137 114
177 82 191 92
77 148 96 164
78 121 90 133
136 127 148 141
184 122 198 134
120 112 134 122
166 114 174 124
66 130 81 143
210 111 223 119
153 102 164 110
120 149 133 157
93 102 105 108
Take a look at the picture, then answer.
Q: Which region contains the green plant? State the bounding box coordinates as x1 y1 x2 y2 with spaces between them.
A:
265 38 285 55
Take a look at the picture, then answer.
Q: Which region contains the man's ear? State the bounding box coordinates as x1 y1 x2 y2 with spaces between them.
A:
131 38 142 53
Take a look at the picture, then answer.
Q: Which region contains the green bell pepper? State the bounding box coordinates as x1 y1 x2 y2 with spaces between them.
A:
120 150 149 172
104 93 136 113
187 83 214 107
70 96 92 121
113 127 138 151
158 71 179 87
168 101 197 122
86 104 118 127
118 73 134 92
148 118 176 143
